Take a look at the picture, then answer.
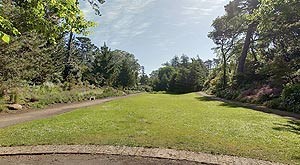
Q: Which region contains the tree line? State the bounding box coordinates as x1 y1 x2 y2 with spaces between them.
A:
147 55 208 94
0 0 141 90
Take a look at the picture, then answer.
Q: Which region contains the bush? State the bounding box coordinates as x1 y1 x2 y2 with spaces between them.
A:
264 98 282 109
216 89 240 100
29 85 122 109
0 98 5 112
135 85 153 92
0 82 126 110
281 84 300 113
150 91 166 94
101 87 124 98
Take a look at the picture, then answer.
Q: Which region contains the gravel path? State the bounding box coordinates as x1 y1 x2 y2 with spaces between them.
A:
0 145 283 165
0 95 136 128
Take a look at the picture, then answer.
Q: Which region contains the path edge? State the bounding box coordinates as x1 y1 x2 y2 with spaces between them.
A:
0 145 284 165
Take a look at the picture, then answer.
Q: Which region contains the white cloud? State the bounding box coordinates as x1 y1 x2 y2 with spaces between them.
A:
79 0 157 47
181 0 227 18
80 0 228 48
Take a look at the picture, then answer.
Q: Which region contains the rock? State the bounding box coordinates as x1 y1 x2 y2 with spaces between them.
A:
29 97 39 102
89 96 96 101
7 104 23 110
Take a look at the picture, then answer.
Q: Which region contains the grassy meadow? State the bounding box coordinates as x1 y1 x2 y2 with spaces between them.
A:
0 93 299 164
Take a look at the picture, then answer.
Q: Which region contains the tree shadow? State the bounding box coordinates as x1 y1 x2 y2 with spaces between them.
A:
196 96 217 102
292 156 300 163
195 96 300 120
151 91 187 95
166 91 195 95
273 120 300 135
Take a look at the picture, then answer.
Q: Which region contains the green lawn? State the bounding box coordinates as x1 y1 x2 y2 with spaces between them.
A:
0 93 299 164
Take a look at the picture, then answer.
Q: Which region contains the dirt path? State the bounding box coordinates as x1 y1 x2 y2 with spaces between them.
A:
0 145 283 165
0 154 203 165
0 95 136 128
197 92 300 120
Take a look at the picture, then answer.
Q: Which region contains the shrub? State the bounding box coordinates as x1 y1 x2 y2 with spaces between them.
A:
281 84 300 113
150 91 166 94
101 87 124 98
216 89 240 100
0 98 5 112
135 85 153 92
1 83 125 110
264 98 282 109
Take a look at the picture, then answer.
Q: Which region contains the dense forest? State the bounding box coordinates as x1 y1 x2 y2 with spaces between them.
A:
0 0 299 113
204 0 300 113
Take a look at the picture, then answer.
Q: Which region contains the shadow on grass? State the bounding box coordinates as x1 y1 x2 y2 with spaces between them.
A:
292 156 300 163
195 96 300 120
165 91 195 95
150 91 188 95
273 120 300 135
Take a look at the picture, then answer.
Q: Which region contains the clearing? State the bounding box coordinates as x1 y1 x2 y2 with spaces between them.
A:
0 93 299 164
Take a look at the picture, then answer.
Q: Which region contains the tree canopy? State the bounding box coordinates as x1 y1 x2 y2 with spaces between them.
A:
207 0 300 112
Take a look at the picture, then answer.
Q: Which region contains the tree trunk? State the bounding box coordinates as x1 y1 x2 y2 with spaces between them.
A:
66 31 74 63
222 49 227 89
237 23 256 74
63 31 74 80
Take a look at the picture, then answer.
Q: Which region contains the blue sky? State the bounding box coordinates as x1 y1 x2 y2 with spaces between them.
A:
80 0 230 74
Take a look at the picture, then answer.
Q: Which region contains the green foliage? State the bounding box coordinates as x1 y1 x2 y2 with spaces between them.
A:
216 89 240 100
281 84 300 113
151 55 208 93
0 96 5 112
136 85 153 92
0 14 20 43
89 43 116 86
3 83 125 109
153 66 176 91
100 87 124 98
0 0 143 111
0 0 105 42
264 98 282 109
0 32 61 85
204 68 224 94
115 53 140 88
207 0 299 113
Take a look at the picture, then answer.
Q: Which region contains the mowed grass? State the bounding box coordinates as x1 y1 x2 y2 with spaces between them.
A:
0 93 299 164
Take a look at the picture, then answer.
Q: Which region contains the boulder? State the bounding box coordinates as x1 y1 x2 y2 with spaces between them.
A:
7 104 23 110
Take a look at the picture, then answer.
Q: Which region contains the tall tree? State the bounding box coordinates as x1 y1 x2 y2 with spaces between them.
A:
140 66 149 85
208 16 241 89
115 55 140 88
91 43 116 86
232 0 260 74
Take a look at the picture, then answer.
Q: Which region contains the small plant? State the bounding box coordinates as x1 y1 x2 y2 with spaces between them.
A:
216 89 239 100
264 98 281 109
9 89 21 104
0 98 5 112
281 84 300 113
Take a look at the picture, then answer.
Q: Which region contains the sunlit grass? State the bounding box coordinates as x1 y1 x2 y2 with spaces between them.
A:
0 93 299 164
